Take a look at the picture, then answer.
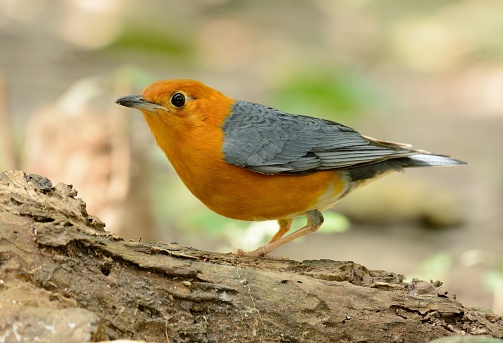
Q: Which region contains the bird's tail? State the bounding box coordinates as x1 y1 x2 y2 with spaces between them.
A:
344 153 465 183
406 154 466 167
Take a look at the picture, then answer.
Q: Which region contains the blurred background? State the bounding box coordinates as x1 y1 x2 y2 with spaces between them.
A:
1 0 502 314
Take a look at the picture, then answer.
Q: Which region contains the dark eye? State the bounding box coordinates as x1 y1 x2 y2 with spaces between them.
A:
171 92 185 107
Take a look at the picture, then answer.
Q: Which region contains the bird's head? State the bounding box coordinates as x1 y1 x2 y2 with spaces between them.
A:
116 79 235 159
116 79 232 125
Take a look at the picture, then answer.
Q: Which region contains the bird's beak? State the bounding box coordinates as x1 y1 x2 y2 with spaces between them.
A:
115 95 166 111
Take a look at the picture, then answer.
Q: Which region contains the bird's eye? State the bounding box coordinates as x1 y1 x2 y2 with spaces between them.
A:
171 92 185 107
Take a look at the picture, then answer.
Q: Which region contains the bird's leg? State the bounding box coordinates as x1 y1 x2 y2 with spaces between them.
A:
268 218 293 243
237 210 324 257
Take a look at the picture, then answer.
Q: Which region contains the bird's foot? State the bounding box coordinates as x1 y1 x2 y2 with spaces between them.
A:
235 248 285 260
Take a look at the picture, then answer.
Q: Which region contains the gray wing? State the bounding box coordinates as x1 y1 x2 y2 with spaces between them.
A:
221 100 417 175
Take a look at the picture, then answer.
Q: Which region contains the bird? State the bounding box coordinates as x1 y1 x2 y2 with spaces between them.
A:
116 79 465 257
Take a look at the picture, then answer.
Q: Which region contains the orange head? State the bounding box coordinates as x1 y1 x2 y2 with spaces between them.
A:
116 79 235 174
117 79 233 136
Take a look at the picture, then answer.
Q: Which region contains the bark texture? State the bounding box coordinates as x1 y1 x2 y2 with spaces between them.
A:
0 170 501 343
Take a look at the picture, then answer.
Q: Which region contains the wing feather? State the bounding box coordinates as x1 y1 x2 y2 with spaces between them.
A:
222 100 419 175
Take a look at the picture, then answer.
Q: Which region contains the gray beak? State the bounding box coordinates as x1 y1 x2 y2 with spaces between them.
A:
115 95 166 111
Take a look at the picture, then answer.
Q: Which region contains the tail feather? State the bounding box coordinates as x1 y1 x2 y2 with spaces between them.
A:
346 153 466 182
407 154 466 167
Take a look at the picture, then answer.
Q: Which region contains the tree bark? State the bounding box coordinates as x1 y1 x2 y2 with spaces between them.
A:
0 170 501 343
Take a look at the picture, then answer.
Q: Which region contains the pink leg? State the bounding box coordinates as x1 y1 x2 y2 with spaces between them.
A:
237 210 324 257
268 218 293 243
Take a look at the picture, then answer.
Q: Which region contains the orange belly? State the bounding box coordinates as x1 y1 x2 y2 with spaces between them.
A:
175 159 349 221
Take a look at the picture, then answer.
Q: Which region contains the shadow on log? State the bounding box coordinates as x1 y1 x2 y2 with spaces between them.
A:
0 170 501 342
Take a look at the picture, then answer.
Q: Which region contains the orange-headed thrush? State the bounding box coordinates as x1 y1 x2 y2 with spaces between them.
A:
116 79 466 256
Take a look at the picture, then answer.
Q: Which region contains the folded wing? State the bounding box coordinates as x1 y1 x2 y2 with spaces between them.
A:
222 100 464 175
